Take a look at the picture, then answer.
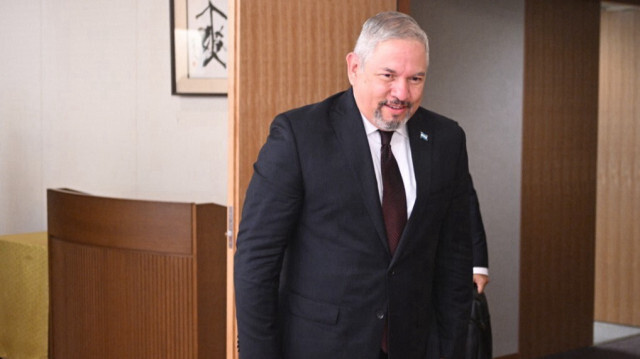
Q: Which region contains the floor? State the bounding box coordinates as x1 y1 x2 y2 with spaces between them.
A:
3 321 637 359
542 322 640 359
594 321 640 345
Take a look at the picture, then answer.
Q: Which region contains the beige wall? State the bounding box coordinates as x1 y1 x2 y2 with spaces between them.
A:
0 0 228 235
412 1 524 356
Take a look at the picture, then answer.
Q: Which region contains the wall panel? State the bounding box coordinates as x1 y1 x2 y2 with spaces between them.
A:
595 5 640 326
519 0 600 357
411 1 524 356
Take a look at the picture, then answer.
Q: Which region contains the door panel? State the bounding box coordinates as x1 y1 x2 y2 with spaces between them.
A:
227 1 397 358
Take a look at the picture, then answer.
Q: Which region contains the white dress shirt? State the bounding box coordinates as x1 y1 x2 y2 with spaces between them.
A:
361 115 416 218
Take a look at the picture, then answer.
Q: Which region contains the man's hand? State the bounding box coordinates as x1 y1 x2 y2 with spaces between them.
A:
473 274 490 294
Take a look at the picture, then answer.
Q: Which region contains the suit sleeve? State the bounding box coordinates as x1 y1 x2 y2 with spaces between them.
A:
433 127 474 359
469 180 489 269
234 114 303 359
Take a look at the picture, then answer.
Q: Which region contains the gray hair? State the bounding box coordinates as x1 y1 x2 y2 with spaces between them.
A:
353 11 429 68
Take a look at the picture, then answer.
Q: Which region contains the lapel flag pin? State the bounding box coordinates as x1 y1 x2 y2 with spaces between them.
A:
420 132 429 142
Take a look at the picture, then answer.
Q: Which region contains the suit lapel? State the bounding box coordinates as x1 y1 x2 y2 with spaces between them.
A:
328 92 436 258
392 111 433 259
329 89 389 253
407 113 433 215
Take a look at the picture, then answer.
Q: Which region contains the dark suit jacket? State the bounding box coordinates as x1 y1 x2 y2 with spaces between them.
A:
469 184 488 269
234 89 473 359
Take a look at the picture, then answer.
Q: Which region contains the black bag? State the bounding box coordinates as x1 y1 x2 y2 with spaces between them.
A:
466 287 492 359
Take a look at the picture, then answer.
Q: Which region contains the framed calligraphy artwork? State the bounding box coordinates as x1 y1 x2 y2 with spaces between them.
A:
171 0 229 95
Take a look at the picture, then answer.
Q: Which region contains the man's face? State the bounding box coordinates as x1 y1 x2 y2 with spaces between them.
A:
347 39 427 131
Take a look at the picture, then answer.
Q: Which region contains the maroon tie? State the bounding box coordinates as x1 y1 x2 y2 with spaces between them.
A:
379 130 407 354
379 130 407 256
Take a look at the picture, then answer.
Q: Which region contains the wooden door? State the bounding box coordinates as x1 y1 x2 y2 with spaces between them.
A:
226 1 399 358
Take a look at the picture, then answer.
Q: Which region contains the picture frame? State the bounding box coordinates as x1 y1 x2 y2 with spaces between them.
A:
170 0 229 95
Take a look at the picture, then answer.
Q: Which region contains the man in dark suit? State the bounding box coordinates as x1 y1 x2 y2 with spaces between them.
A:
234 11 473 359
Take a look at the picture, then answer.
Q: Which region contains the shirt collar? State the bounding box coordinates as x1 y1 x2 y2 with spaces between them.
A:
360 114 409 139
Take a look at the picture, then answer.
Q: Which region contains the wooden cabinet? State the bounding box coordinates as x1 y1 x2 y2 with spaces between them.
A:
47 188 226 358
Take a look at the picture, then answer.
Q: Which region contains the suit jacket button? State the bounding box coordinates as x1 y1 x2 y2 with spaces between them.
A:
376 310 385 320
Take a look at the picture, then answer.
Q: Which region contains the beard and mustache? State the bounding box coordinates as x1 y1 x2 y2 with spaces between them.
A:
372 98 413 131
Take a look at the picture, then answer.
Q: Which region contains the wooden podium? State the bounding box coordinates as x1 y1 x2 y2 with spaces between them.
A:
47 189 227 358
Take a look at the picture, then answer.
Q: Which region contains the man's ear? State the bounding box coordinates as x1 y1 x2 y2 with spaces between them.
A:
345 52 360 85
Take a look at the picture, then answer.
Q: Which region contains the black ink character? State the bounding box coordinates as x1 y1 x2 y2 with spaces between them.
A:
196 1 228 69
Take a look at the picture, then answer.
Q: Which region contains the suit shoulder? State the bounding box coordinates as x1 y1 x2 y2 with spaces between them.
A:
277 91 346 122
414 107 464 134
